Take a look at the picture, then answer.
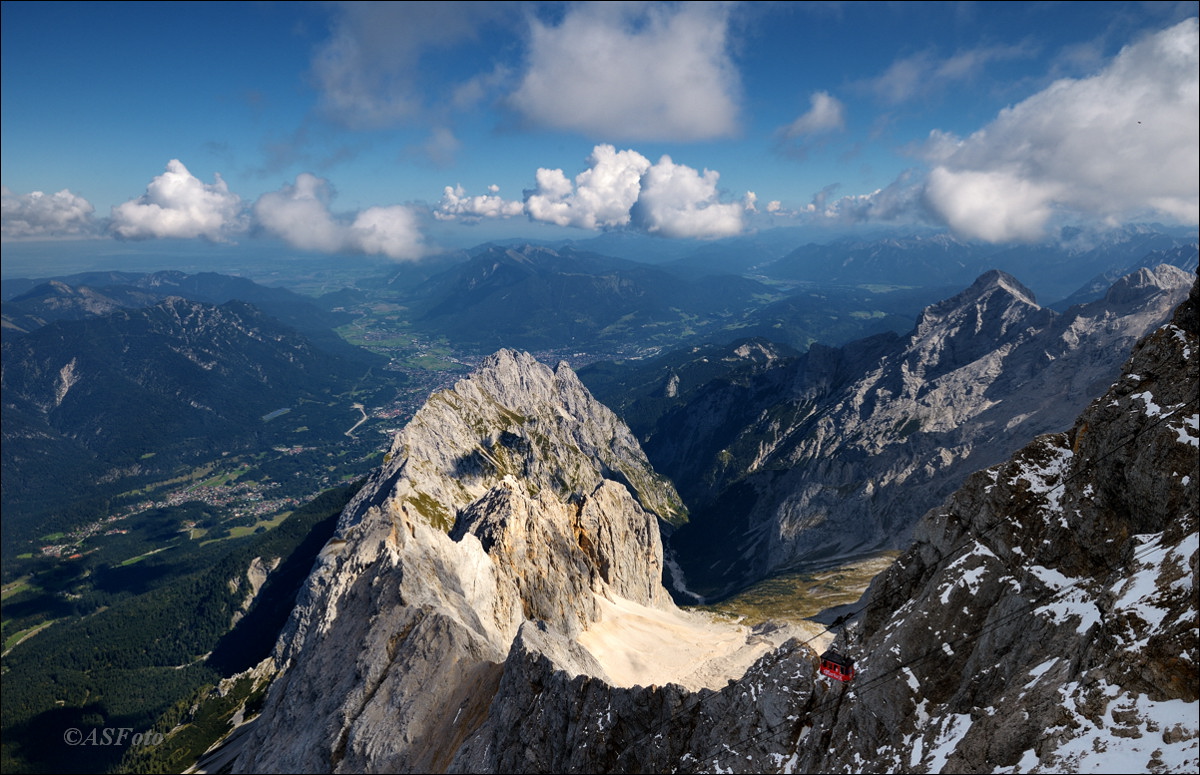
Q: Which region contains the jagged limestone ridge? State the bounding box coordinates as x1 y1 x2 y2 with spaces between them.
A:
795 276 1199 773
235 286 1196 774
342 348 685 535
233 350 681 773
678 266 1194 586
449 623 820 774
435 281 1199 775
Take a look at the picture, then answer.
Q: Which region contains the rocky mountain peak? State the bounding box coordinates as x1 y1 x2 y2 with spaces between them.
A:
914 269 1042 335
460 348 585 418
973 267 1039 303
220 273 1198 774
661 267 1192 594
366 347 685 534
1104 263 1195 305
319 280 1196 775
232 350 806 773
897 269 1055 391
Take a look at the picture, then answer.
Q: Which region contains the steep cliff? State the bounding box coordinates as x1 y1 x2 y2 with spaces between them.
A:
667 266 1194 593
234 279 1196 773
794 274 1198 773
233 350 797 773
434 279 1200 775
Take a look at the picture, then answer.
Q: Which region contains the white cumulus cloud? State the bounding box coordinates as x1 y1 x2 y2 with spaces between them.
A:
351 206 425 260
255 173 425 260
524 145 652 229
111 160 246 241
824 19 1199 242
436 184 524 221
822 173 928 225
1 186 96 239
924 168 1061 243
439 144 748 239
922 17 1199 242
254 173 346 253
510 3 740 141
782 91 846 138
631 155 745 239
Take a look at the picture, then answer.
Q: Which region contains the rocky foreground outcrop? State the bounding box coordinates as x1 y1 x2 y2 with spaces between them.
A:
232 350 797 773
797 276 1199 773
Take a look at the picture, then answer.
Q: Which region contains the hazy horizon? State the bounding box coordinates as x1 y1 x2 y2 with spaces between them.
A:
3 2 1196 270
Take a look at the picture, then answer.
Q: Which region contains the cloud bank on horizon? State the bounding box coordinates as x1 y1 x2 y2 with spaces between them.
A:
442 144 747 240
2 3 1196 258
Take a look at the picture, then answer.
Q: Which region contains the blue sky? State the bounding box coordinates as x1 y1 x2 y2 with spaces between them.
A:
2 1 1197 266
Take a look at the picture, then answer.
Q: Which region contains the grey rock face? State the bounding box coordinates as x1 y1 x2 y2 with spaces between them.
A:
235 283 1196 774
232 350 691 772
453 277 1199 775
450 623 821 775
795 276 1199 772
670 266 1194 592
362 349 686 534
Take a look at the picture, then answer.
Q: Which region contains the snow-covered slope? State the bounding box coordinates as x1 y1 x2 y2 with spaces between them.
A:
796 276 1199 773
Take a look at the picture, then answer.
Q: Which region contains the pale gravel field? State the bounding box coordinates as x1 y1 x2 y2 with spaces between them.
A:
577 594 830 691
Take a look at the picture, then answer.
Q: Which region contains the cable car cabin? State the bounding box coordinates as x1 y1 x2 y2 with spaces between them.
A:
819 650 855 682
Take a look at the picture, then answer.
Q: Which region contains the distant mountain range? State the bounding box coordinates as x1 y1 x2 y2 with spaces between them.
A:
2 269 365 361
583 264 1195 596
390 243 983 354
10 227 1188 360
2 233 1195 774
758 226 1197 303
1 297 376 539
385 229 1197 355
1052 243 1200 309
392 243 779 351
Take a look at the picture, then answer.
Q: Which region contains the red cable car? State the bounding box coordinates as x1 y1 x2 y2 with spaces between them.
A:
819 649 856 682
